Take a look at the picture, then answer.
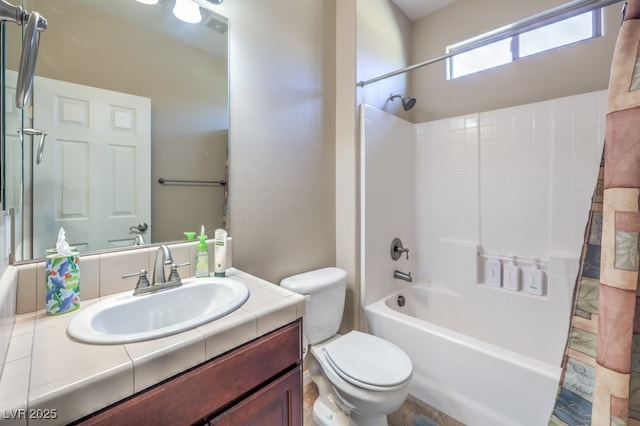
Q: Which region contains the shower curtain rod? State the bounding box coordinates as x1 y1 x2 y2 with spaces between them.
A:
357 0 625 87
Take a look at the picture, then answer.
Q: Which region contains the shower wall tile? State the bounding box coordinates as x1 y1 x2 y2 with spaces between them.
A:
362 105 416 305
552 96 574 132
475 91 603 263
597 91 609 143
413 91 605 348
367 90 606 362
548 91 606 257
479 102 547 259
572 92 602 129
415 114 479 287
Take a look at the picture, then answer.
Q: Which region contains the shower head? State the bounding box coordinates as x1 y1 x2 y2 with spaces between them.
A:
402 96 416 111
388 94 417 111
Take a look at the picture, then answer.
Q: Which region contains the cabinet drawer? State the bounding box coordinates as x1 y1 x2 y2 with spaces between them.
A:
77 319 302 426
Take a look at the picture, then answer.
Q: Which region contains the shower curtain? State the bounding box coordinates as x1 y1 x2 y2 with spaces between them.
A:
550 1 640 424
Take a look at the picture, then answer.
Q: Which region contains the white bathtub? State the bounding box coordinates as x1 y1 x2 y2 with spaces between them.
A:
365 285 562 426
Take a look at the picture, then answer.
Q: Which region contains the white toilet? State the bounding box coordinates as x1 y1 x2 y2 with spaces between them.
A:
281 267 412 426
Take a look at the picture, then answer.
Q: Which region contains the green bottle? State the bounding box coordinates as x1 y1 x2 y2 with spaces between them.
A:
196 232 209 278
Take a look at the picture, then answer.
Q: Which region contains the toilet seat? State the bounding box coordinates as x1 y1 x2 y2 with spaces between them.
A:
321 331 412 391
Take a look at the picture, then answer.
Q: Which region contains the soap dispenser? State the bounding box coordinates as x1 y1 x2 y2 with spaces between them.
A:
525 259 545 296
503 256 520 291
195 226 209 278
486 258 502 287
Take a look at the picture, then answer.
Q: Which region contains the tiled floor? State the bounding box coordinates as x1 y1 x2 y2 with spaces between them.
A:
303 382 319 425
303 382 464 426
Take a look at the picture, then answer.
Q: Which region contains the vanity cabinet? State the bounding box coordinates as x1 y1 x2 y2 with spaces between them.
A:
208 367 301 425
74 319 303 426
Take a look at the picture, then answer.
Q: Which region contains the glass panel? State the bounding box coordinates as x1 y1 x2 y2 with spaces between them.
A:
520 12 594 57
448 38 512 79
1 22 4 211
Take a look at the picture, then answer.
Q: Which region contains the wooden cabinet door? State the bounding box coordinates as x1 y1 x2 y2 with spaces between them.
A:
210 367 302 426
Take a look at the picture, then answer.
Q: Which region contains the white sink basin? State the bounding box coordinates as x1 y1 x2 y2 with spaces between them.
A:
67 277 250 344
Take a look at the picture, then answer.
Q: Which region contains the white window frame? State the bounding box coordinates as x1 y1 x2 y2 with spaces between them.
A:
446 9 603 80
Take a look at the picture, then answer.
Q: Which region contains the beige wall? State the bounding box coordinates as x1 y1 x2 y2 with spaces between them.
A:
357 0 413 120
218 1 337 287
9 0 228 247
410 0 620 121
336 0 358 331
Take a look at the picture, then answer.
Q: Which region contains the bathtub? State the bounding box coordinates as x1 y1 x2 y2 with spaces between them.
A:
365 285 562 426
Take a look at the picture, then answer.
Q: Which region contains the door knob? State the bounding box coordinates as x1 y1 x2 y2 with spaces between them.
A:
129 222 148 233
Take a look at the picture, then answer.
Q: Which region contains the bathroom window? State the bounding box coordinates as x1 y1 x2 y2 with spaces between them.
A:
446 9 603 80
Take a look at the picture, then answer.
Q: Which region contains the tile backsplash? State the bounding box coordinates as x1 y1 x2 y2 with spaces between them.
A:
0 268 17 378
14 240 212 315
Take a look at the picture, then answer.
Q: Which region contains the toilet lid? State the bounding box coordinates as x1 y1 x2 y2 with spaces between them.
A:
323 331 412 389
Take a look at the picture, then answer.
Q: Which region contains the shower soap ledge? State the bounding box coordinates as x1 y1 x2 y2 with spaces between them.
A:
525 260 545 296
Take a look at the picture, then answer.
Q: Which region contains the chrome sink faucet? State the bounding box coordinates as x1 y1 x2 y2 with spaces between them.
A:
153 244 174 285
132 234 145 246
123 245 188 295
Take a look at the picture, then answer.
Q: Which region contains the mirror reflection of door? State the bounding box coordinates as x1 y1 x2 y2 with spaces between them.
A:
4 0 229 260
32 76 151 256
5 70 28 260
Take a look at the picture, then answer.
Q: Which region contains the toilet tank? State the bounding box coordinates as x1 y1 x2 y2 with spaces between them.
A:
280 267 347 345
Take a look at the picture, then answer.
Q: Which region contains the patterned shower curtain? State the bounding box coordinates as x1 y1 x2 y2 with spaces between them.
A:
550 1 640 424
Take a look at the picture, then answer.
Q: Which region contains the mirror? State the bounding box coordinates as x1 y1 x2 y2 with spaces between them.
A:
3 0 229 261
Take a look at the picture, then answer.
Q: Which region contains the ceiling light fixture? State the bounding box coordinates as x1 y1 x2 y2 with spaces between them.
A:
136 0 159 5
173 0 202 24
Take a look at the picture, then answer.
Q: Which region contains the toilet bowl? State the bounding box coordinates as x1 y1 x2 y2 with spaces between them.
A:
310 331 412 426
280 267 412 426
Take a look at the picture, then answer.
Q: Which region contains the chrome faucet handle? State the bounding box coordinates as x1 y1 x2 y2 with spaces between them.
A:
396 247 410 260
122 269 150 295
391 237 410 260
168 262 190 284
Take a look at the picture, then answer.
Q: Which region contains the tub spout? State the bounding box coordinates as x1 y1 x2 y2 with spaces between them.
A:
394 270 412 283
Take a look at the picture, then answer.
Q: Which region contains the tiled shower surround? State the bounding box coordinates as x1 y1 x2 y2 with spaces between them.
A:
362 90 607 366
418 91 607 264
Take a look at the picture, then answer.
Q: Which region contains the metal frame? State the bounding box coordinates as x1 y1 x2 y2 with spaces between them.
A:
158 178 226 186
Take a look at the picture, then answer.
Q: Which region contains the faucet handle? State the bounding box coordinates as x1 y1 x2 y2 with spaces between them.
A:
123 269 150 294
391 237 410 260
398 247 410 260
168 262 190 283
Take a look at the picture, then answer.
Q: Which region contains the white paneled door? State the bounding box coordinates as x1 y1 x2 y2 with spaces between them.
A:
5 70 29 259
33 76 151 256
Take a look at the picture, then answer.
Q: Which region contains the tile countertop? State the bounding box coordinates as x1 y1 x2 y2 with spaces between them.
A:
0 268 305 426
